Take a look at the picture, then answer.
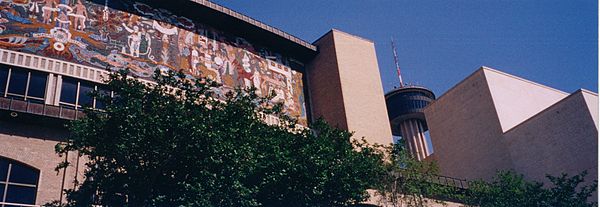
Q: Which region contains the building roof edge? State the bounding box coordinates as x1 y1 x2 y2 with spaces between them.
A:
312 29 375 45
503 89 592 134
480 66 569 95
189 0 317 51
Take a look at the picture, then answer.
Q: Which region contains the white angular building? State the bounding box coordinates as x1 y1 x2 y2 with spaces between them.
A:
424 67 598 192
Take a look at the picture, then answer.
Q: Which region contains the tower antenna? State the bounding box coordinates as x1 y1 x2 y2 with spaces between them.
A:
391 37 404 87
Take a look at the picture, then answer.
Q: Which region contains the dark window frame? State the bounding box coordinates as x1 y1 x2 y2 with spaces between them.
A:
2 66 48 103
60 77 112 110
0 157 39 206
0 68 8 97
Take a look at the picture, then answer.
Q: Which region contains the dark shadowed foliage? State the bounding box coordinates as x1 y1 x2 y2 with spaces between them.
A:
51 69 386 207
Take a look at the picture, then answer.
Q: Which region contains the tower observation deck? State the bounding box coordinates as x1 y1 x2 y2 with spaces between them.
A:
385 85 435 160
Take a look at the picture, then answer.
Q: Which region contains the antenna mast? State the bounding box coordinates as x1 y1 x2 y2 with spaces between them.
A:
391 37 404 87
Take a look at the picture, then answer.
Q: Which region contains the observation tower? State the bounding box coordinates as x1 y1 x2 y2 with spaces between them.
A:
385 39 436 161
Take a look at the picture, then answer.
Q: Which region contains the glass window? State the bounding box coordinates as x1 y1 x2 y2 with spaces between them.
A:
5 185 36 204
0 67 8 95
27 71 47 99
8 164 39 185
95 87 110 110
60 78 78 105
0 159 7 181
78 82 94 108
0 157 38 205
7 68 27 96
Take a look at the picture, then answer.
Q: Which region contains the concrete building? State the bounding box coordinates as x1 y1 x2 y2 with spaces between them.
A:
0 1 392 205
308 29 392 144
0 0 596 205
425 67 598 190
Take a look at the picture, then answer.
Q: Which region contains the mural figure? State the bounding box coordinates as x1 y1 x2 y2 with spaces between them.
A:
122 23 142 57
55 3 71 29
29 0 41 14
70 0 87 30
41 0 55 24
152 20 177 64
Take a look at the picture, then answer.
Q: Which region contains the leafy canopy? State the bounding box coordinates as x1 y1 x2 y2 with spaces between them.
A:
54 69 386 207
461 170 597 207
375 140 459 207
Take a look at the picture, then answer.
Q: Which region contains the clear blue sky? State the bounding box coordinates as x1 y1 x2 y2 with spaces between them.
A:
212 0 598 95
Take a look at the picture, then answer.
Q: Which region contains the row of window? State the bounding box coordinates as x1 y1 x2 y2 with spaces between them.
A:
393 100 430 111
0 67 47 104
0 66 110 110
0 157 39 205
59 77 110 109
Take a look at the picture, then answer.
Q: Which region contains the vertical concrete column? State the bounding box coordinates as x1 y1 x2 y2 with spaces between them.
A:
44 74 56 105
399 122 409 155
415 120 427 159
53 75 63 106
417 121 430 156
402 120 419 160
413 120 424 160
306 29 392 145
412 120 421 159
399 119 430 160
408 120 419 160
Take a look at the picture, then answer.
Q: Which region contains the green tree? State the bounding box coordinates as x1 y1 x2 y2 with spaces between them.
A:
373 141 597 207
462 170 597 207
375 140 457 207
53 69 386 207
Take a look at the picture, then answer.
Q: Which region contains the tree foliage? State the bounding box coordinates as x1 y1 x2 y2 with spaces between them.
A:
54 69 386 207
375 140 457 207
374 140 598 207
461 170 597 207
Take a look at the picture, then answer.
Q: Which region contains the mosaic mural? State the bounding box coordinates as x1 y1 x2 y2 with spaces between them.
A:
0 0 307 124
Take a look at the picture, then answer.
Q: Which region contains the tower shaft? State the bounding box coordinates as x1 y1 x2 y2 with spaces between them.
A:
399 119 430 160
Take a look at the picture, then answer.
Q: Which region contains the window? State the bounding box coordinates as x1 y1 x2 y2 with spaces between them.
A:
60 77 78 107
7 69 27 99
27 71 47 100
2 66 48 103
94 86 111 110
78 82 94 108
0 67 7 96
60 78 109 109
0 157 39 206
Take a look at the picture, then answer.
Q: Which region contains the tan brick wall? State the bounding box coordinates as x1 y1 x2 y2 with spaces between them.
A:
426 66 598 196
308 29 393 145
424 68 514 181
306 31 348 130
0 119 81 205
505 90 598 197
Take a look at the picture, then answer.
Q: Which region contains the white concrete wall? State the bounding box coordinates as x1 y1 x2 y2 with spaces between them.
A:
482 67 568 132
581 90 599 130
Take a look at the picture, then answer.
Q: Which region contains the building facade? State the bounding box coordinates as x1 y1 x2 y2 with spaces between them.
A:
0 0 393 205
1 0 596 205
424 67 598 194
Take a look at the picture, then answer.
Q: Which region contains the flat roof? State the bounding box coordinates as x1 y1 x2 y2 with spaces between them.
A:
142 0 318 62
